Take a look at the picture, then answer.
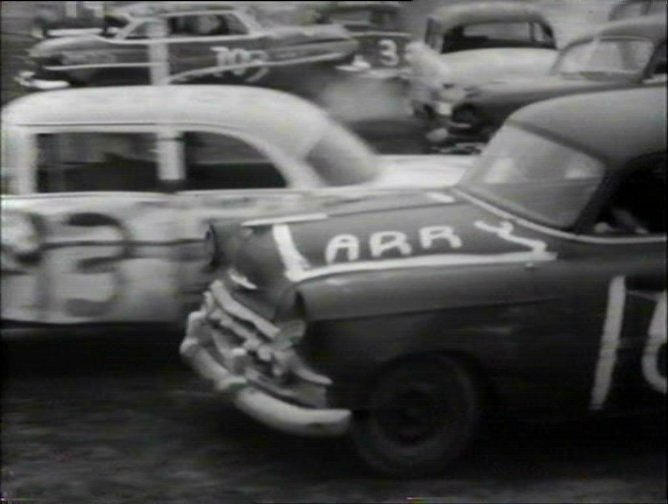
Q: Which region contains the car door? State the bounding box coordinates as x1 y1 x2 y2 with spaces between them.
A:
164 11 268 84
1 127 181 325
575 156 666 413
171 127 330 316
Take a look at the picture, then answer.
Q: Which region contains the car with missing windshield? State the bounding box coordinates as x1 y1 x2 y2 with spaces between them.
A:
181 86 666 476
406 1 557 127
439 15 666 152
1 85 471 329
16 2 358 90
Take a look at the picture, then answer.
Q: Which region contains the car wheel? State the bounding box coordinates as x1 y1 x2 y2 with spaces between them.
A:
350 357 482 477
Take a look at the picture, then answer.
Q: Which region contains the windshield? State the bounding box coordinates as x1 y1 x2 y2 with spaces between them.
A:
305 123 379 186
458 126 605 229
554 37 654 78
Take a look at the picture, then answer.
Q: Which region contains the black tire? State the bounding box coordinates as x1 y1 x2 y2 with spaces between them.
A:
350 357 482 477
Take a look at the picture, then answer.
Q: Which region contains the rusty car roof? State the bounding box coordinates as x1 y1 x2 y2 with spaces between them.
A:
565 13 666 48
508 85 667 167
1 85 333 158
428 1 550 30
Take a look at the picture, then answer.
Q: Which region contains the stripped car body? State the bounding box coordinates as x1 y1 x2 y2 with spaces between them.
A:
16 2 358 90
1 85 471 328
442 15 667 151
406 1 557 125
181 87 666 475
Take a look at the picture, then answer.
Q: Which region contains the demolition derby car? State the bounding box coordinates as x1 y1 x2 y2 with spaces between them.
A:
406 1 558 125
181 86 666 476
17 2 358 90
1 85 471 327
440 14 667 151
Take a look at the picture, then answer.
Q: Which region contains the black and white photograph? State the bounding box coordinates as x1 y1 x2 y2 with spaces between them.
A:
1 1 666 502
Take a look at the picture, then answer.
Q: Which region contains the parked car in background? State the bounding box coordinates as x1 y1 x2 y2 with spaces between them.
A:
17 3 358 90
609 0 667 21
406 1 557 126
181 85 666 477
1 85 472 328
440 14 666 152
317 1 411 71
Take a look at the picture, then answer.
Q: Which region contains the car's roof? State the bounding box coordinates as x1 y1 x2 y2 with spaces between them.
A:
508 86 667 168
325 1 402 13
429 1 549 30
565 13 666 47
111 2 250 19
1 86 333 158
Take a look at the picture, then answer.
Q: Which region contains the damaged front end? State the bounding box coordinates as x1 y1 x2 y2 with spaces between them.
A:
180 277 350 437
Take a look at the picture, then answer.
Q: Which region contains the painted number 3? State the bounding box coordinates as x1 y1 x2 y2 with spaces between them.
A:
378 39 400 67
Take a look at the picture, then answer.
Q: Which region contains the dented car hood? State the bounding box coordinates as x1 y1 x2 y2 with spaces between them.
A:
226 188 556 320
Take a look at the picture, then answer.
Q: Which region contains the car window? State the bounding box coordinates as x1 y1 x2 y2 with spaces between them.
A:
182 132 286 190
648 42 667 77
169 13 248 37
593 157 666 236
36 132 159 193
459 126 605 229
440 22 551 53
555 38 655 77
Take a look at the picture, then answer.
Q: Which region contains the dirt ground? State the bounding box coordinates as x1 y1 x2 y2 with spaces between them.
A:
2 330 666 504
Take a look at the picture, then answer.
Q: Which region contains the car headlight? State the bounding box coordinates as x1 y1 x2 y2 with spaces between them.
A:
435 101 453 116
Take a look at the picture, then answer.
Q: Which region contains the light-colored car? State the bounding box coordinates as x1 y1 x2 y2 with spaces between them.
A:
1 85 472 328
406 1 558 125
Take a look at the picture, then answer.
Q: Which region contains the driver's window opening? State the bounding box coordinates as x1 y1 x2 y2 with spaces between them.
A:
168 14 247 37
594 160 666 236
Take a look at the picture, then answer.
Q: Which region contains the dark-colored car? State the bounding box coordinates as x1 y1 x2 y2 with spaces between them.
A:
440 14 666 152
17 3 358 90
609 0 668 21
180 86 666 476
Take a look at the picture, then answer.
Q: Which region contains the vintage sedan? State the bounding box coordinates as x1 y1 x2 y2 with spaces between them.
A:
181 86 666 476
1 85 471 328
16 2 358 91
317 1 411 72
406 1 557 125
609 0 667 21
440 15 666 151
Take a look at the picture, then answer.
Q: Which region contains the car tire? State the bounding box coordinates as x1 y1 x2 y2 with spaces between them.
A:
350 356 482 477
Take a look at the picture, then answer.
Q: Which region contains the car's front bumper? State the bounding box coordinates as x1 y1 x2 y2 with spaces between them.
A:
180 305 351 438
15 70 70 91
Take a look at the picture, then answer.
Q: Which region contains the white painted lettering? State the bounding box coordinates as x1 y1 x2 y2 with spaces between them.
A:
325 234 360 264
419 226 462 250
642 291 666 394
370 231 412 259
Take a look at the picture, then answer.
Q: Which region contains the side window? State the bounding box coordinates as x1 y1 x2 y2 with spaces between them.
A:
182 132 287 190
648 42 667 77
169 14 247 37
36 132 159 193
593 158 666 236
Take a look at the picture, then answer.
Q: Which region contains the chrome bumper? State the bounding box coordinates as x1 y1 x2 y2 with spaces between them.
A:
180 310 351 437
15 71 70 91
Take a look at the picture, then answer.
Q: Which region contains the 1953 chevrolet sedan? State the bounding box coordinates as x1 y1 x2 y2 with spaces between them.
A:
1 85 471 329
181 86 666 476
17 2 358 90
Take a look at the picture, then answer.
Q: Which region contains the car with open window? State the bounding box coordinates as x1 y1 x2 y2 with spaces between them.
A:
440 15 666 152
17 2 358 90
1 85 471 328
406 1 557 126
181 86 666 477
